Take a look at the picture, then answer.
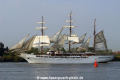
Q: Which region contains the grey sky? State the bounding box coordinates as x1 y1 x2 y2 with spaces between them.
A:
0 0 120 51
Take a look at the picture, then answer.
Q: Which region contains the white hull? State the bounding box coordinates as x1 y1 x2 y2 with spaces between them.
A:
19 54 114 64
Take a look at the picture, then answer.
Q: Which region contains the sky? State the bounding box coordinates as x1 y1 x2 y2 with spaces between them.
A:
0 0 120 52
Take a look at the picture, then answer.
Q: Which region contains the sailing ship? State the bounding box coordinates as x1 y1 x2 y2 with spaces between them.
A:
9 12 114 64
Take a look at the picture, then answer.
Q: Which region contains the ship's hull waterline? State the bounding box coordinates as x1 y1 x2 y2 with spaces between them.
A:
19 54 114 64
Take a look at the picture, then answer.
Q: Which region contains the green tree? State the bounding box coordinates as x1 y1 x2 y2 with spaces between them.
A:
0 42 4 57
108 49 112 53
5 46 9 52
71 47 76 53
88 47 93 52
60 47 66 52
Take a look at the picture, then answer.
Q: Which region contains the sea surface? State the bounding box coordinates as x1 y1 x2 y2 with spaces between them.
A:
0 62 120 80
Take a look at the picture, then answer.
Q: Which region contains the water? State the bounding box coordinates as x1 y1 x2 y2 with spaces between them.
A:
0 62 120 80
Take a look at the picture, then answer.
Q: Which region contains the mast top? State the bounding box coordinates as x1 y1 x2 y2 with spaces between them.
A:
35 16 47 30
94 19 96 26
93 19 96 53
63 12 76 28
37 16 47 24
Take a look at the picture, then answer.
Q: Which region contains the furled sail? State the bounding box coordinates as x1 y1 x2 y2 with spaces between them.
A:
50 28 64 43
79 33 87 43
9 34 30 50
77 37 91 51
71 34 78 37
50 34 66 49
95 30 108 51
35 27 47 30
32 35 50 47
33 44 50 47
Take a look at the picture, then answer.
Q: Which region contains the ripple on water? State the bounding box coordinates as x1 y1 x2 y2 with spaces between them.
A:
0 62 120 80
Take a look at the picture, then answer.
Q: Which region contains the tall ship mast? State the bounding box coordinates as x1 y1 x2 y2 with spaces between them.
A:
92 19 108 52
63 11 76 52
35 16 47 54
93 19 96 53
